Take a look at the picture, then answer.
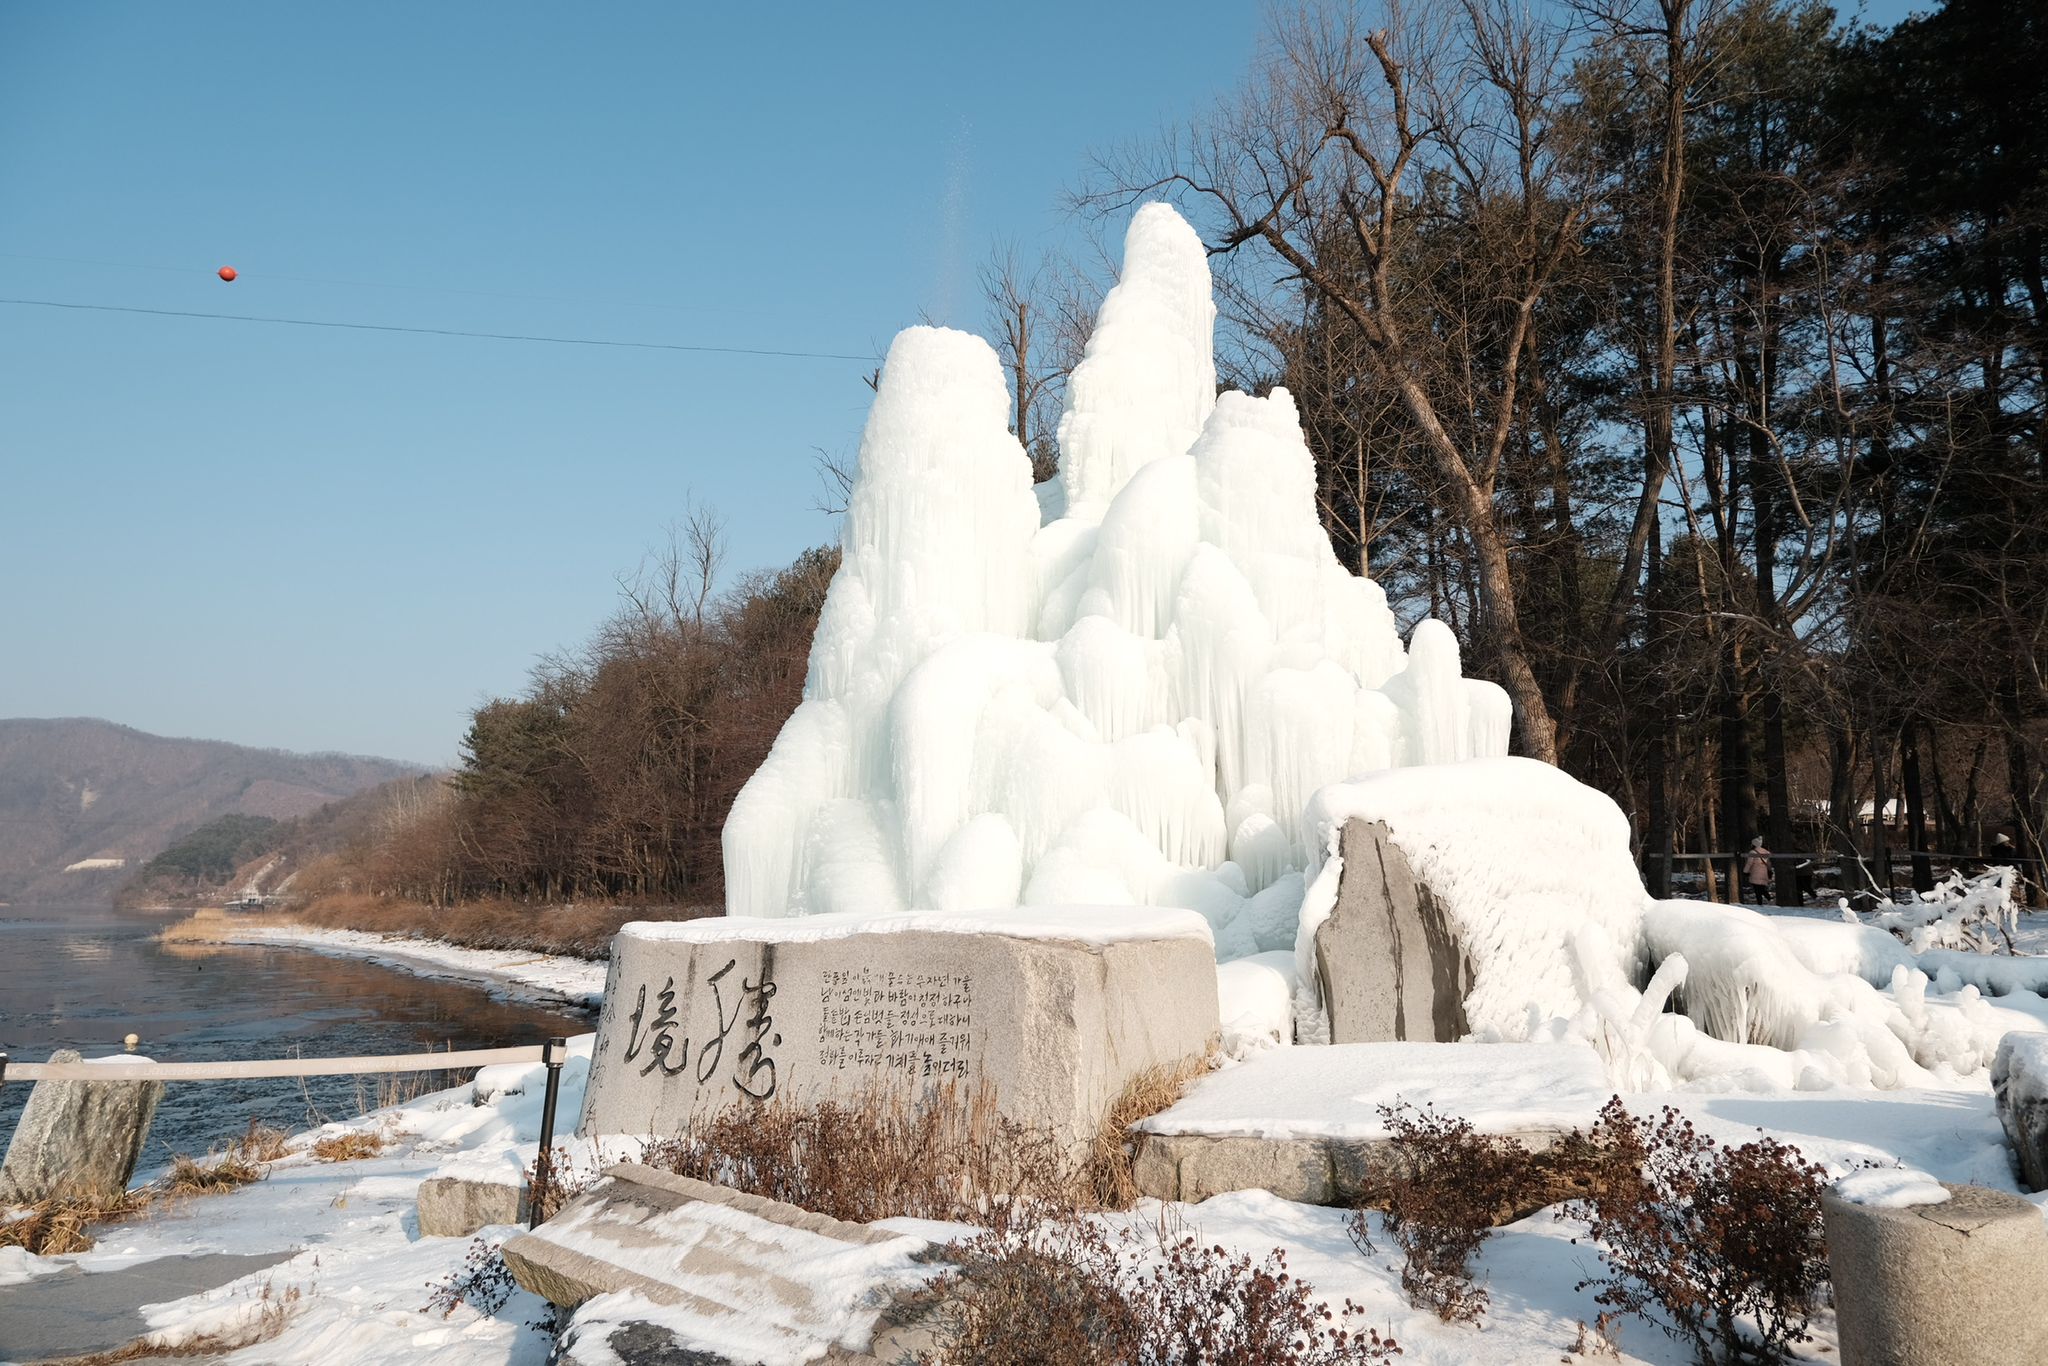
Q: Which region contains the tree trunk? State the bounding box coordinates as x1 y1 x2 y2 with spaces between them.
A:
1828 727 1872 902
1900 722 1934 894
1718 643 1754 899
1763 685 1797 905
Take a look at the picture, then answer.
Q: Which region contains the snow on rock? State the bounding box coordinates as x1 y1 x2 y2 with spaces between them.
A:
721 202 1509 966
1296 758 1649 1041
1138 1040 1611 1141
1993 1031 2048 1191
1832 1167 1951 1208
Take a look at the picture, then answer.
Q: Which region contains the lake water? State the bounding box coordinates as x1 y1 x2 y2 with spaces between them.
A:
0 904 590 1167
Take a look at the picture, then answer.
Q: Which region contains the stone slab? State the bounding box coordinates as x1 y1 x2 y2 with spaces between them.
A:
501 1163 941 1364
1316 821 1472 1044
1134 1127 1572 1206
1823 1182 2048 1366
416 1175 527 1237
0 1049 164 1205
578 909 1219 1155
1992 1031 2048 1192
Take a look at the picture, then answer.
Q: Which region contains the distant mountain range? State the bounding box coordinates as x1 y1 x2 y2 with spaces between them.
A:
0 718 426 904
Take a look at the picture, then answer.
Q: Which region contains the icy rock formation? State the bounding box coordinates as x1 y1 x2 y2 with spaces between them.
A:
723 203 1510 957
1297 757 1650 1041
1295 758 2045 1086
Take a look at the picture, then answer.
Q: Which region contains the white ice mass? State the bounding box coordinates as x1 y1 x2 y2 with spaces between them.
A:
722 201 2046 1087
723 203 1509 958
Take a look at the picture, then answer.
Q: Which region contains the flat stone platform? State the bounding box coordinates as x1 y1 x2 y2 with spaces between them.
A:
1131 1040 1610 1204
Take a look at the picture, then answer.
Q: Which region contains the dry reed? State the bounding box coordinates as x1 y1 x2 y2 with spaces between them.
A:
1088 1054 1211 1209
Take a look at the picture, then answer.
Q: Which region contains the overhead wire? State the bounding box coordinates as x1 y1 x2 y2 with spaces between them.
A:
0 296 878 362
0 250 728 314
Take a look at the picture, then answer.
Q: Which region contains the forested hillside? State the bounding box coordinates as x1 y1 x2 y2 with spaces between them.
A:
0 718 422 904
278 539 836 911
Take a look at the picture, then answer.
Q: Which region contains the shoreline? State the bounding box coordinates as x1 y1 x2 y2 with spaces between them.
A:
165 914 608 1014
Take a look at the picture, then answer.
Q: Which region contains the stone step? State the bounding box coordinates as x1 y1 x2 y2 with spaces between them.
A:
501 1164 945 1365
1131 1126 1574 1205
1130 1039 1609 1204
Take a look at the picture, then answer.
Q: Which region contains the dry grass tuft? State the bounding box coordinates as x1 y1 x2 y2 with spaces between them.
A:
1089 1053 1212 1209
162 1151 264 1197
237 1120 292 1164
0 1189 152 1256
310 1130 388 1163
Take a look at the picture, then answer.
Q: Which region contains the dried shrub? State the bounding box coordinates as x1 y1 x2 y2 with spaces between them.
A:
1348 1102 1597 1323
424 1235 521 1319
909 1212 1138 1365
1567 1099 1828 1366
522 1141 618 1224
311 1130 387 1163
1091 1054 1211 1209
913 1211 1400 1365
1568 1311 1625 1359
638 1081 1079 1224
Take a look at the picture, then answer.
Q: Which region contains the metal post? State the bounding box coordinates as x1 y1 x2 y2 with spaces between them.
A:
529 1036 567 1229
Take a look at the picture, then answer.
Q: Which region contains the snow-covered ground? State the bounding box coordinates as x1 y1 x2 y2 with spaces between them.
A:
216 925 607 1012
7 1018 2042 1365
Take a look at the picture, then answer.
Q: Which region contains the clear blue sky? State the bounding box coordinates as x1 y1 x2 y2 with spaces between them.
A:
0 1 1922 765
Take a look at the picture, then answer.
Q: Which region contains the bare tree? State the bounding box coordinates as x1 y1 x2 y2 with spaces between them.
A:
979 244 1097 482
1087 0 1600 762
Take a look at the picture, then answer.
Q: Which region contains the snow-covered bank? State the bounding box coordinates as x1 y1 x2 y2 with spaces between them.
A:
211 926 607 1013
6 1022 2038 1366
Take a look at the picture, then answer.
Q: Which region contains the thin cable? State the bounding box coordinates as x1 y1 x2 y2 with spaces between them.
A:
0 249 725 313
0 297 876 362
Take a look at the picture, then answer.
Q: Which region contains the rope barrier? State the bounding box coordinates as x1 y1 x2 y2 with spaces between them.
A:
0 1044 543 1084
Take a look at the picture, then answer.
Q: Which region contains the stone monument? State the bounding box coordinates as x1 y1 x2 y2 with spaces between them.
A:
0 1049 163 1205
1315 820 1472 1044
578 907 1219 1154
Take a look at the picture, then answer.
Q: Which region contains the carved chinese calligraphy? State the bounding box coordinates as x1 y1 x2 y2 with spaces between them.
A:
619 956 782 1099
579 910 1223 1158
817 966 974 1081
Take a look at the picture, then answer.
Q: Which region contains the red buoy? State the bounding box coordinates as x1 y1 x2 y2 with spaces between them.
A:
218 266 238 282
